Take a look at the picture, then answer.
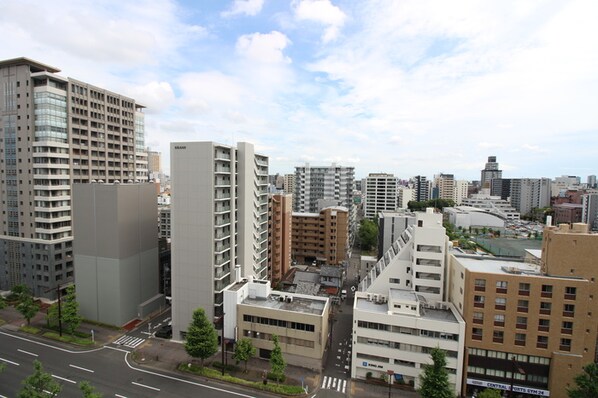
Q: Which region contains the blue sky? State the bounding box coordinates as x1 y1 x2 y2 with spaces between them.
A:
1 0 596 180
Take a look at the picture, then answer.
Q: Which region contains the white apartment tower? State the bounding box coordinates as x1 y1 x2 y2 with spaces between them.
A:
170 141 268 340
0 57 147 298
510 178 551 216
363 173 398 219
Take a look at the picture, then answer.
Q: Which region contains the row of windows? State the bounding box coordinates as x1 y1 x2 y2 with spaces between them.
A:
468 366 548 384
468 348 550 365
243 330 314 348
473 312 574 331
356 336 458 358
474 279 577 297
242 314 315 332
471 328 572 349
357 321 459 341
473 295 575 314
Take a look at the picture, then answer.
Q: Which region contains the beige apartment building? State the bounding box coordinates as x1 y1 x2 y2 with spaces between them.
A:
0 57 147 297
268 193 292 285
291 206 348 266
448 223 598 398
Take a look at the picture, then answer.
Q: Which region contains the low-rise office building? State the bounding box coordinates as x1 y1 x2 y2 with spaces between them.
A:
223 276 330 370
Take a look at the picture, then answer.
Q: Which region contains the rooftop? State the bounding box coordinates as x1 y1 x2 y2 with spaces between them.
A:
356 297 459 323
0 57 60 73
241 293 327 316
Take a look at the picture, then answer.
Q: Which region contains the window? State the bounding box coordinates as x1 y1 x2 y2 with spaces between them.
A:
494 314 505 327
539 319 550 332
565 286 577 300
537 336 548 348
541 284 553 298
519 282 530 295
493 330 504 343
562 321 573 334
474 279 486 291
468 348 486 357
560 338 572 351
472 328 483 340
515 333 526 346
473 312 484 324
474 295 485 308
516 316 528 329
540 301 551 315
496 281 508 293
389 278 400 284
517 299 529 313
495 297 507 310
487 350 507 360
563 304 575 317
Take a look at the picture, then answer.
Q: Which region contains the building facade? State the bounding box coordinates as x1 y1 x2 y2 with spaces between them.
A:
480 156 502 189
581 193 598 231
553 203 583 224
413 175 430 202
268 193 292 285
291 207 348 266
363 173 398 219
510 178 551 216
170 141 268 339
0 57 147 298
433 173 455 201
73 183 162 326
377 211 416 260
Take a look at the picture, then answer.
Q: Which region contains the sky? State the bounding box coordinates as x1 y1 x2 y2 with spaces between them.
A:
1 0 596 181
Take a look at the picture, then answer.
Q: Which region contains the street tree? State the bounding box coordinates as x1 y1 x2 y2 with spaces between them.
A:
568 362 598 398
269 334 286 383
0 295 6 309
19 360 61 398
62 285 83 335
184 308 218 367
358 219 378 251
233 338 256 372
419 347 453 398
10 284 30 301
16 294 40 326
80 381 103 398
478 389 501 398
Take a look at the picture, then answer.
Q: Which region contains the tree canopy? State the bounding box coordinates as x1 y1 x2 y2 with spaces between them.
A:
408 199 455 212
184 308 218 367
79 381 103 398
19 360 61 398
16 294 39 326
233 338 256 372
477 389 502 398
568 362 598 398
269 334 286 383
358 219 378 251
419 347 453 398
62 285 83 335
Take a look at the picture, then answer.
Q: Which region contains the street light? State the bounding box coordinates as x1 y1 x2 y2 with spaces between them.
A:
387 369 394 398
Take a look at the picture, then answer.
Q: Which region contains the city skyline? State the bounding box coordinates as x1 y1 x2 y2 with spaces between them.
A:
1 0 596 180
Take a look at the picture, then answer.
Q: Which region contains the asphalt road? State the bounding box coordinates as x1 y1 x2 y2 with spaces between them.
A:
0 330 266 398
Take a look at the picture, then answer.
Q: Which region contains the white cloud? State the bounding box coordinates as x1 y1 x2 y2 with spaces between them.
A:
236 31 292 63
222 0 265 17
126 81 175 113
293 0 346 43
177 72 246 113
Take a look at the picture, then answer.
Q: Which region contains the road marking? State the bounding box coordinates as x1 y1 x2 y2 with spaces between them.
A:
69 364 94 373
0 357 19 366
114 335 145 348
132 381 160 391
115 394 128 398
0 330 103 355
17 349 38 357
52 374 76 384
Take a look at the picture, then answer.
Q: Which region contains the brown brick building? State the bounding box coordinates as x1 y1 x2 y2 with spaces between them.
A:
291 206 348 266
449 223 597 398
268 193 292 285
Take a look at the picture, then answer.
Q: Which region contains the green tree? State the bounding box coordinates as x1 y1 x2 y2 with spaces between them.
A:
10 284 30 302
79 381 103 398
269 334 286 383
568 362 598 398
0 295 6 310
477 389 502 398
62 285 82 335
419 347 453 398
16 294 40 326
233 338 256 372
184 308 218 367
18 360 61 398
358 219 378 251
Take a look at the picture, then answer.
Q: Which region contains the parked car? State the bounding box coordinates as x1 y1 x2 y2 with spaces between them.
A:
155 325 172 339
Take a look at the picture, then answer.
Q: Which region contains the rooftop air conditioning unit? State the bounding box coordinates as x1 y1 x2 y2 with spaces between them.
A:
279 296 285 302
286 296 293 303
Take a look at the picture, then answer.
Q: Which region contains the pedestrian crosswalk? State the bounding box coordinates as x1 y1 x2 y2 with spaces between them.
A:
322 375 347 393
113 335 145 349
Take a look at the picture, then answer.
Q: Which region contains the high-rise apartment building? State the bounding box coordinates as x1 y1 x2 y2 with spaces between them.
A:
147 149 161 178
376 211 415 259
363 173 398 219
587 175 596 189
490 178 512 200
433 173 455 201
581 194 598 231
510 178 551 216
170 141 268 339
454 180 470 205
397 186 414 209
294 163 355 236
268 193 292 284
291 207 348 266
413 175 430 202
480 156 502 189
0 57 147 297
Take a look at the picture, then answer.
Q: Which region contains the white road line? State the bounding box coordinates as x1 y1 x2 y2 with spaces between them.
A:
0 330 103 355
132 381 160 391
322 376 328 388
115 394 128 398
0 394 8 398
342 380 347 393
69 364 94 373
52 374 76 384
17 349 38 357
0 357 19 366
